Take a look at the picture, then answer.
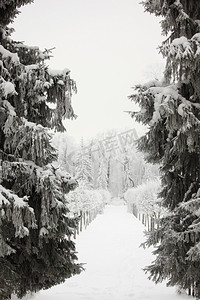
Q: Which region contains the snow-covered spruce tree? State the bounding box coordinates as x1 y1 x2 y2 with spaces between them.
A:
75 139 92 186
0 1 82 298
130 0 200 297
96 150 108 190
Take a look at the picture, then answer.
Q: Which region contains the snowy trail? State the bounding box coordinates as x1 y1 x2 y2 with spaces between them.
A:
21 205 189 300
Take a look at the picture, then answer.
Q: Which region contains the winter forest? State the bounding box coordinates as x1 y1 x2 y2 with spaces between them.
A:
0 0 200 299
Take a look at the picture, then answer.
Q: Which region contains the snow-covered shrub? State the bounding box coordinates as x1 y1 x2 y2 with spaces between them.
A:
65 182 110 235
66 185 103 215
125 179 166 230
97 189 112 205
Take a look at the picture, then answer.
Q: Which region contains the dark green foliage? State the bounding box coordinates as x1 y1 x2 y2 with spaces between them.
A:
0 0 33 26
130 0 200 297
0 2 82 299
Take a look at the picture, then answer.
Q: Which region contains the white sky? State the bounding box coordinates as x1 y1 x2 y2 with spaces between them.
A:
12 0 165 140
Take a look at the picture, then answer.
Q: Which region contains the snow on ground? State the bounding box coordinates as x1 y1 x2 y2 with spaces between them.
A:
15 205 190 300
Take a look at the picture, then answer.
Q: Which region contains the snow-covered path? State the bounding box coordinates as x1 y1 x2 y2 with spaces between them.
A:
21 205 189 300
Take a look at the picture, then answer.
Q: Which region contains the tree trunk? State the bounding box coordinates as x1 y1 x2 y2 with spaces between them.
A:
80 211 83 232
195 281 200 299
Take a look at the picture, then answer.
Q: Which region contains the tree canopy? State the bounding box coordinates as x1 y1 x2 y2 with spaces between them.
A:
0 1 82 298
130 0 200 297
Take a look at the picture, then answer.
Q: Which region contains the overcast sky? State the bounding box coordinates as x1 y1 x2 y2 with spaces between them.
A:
12 0 165 140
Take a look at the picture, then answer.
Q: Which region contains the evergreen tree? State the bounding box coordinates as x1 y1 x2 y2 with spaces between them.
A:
130 0 200 297
96 150 108 190
120 150 134 193
51 132 77 174
75 139 92 186
0 1 82 298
